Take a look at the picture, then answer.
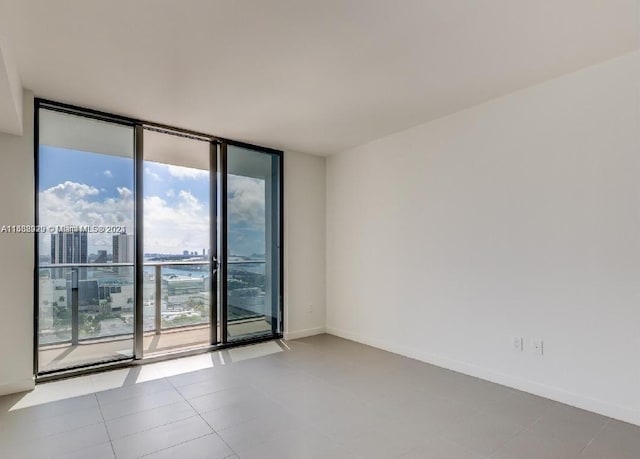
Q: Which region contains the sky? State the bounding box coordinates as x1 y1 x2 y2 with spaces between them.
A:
38 146 266 258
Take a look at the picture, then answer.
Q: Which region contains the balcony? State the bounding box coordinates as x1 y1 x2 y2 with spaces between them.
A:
37 261 273 373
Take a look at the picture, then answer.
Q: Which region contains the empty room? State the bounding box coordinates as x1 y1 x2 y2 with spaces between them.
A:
0 1 639 458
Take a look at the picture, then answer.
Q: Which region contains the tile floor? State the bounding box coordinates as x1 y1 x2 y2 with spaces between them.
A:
1 334 638 458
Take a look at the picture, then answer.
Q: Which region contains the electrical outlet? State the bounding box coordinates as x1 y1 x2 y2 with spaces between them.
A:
512 337 523 352
307 304 313 313
532 339 544 355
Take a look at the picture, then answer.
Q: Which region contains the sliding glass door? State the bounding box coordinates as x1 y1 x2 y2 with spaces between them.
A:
35 100 283 376
223 144 282 342
141 128 217 355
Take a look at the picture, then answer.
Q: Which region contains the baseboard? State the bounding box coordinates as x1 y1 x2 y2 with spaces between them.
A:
326 326 640 426
284 326 326 340
0 377 35 397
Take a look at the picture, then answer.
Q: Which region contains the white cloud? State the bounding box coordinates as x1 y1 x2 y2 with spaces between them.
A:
228 175 265 227
145 167 162 181
117 187 133 199
39 175 267 257
103 169 113 178
166 165 208 180
39 177 210 256
44 181 100 199
39 182 132 254
143 190 209 254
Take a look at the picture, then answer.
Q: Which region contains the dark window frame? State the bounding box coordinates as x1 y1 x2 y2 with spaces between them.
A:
34 98 284 380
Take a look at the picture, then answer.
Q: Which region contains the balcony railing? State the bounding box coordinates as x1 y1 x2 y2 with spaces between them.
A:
38 260 267 347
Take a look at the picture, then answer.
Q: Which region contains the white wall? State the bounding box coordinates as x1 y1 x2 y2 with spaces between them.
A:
0 91 34 395
284 151 326 339
326 52 640 425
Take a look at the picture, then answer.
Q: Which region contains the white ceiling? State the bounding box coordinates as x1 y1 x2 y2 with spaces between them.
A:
1 1 638 155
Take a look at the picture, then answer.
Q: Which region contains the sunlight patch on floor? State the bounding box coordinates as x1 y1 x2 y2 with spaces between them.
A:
9 340 284 412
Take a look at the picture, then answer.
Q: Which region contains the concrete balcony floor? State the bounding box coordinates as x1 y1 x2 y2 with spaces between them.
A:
38 319 272 373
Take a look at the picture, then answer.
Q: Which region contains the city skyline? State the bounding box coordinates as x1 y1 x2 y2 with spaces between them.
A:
41 228 264 264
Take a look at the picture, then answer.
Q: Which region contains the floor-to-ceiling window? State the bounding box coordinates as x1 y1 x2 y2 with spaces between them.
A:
35 100 283 377
36 105 136 373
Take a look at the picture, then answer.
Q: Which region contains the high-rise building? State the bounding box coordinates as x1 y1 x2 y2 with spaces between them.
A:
112 232 134 263
50 230 88 264
94 250 108 263
50 230 88 279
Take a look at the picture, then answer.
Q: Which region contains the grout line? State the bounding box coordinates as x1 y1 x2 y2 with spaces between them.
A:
98 380 182 422
94 392 118 459
0 407 106 441
166 373 240 457
136 429 218 458
0 399 110 457
95 377 234 442
485 407 556 459
436 437 489 459
576 417 610 457
103 407 200 440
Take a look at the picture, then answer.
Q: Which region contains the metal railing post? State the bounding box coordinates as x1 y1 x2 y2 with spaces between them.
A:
155 264 162 335
71 268 79 345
